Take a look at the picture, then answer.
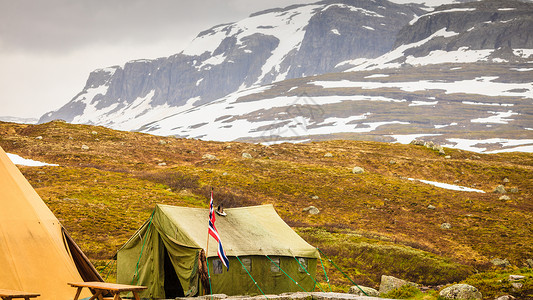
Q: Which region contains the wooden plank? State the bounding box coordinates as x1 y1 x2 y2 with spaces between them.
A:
68 282 146 292
0 289 40 298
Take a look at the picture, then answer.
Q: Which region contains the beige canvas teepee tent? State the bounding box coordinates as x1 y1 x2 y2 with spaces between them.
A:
0 146 102 299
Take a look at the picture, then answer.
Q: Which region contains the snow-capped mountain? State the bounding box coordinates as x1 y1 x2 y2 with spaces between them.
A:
40 0 533 153
339 0 533 71
39 0 424 127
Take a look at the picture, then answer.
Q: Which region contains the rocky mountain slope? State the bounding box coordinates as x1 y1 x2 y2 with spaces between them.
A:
39 0 423 126
39 0 533 153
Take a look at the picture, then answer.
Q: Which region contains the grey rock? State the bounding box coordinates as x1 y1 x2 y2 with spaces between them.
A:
511 282 523 290
280 292 312 300
242 152 253 159
509 187 519 193
389 160 396 165
439 284 482 300
81 145 90 150
176 294 227 300
509 275 525 281
349 285 379 297
445 155 452 159
503 178 510 183
91 131 98 135
324 152 333 158
441 223 452 229
202 154 217 160
427 204 436 210
495 296 516 300
352 167 364 174
494 185 506 194
302 206 320 215
310 292 376 300
379 275 418 294
311 195 319 200
35 136 43 140
499 195 511 201
410 139 425 146
397 0 533 55
159 140 167 145
158 162 167 166
491 258 511 267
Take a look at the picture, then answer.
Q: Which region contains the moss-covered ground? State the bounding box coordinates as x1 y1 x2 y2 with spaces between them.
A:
1 120 531 299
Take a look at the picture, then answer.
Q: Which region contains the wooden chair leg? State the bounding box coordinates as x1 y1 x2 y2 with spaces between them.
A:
73 287 83 300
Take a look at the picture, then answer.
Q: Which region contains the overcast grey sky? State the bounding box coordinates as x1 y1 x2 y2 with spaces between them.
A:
1 0 454 119
0 0 319 119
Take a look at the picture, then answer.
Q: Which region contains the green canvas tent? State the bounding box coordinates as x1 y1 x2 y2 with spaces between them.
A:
117 204 319 298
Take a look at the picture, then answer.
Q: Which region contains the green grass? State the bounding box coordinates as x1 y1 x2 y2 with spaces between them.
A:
1 120 532 299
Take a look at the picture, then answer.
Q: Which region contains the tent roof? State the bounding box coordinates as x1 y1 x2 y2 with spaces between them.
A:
154 204 318 258
0 147 96 300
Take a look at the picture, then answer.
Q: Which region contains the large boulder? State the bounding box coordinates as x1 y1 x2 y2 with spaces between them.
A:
439 284 482 299
379 275 418 294
348 285 379 297
491 258 511 268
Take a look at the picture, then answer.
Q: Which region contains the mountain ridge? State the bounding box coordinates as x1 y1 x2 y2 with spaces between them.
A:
39 0 533 153
39 0 425 124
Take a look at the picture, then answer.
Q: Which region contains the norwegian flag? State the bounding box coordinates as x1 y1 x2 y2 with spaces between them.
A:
208 191 229 270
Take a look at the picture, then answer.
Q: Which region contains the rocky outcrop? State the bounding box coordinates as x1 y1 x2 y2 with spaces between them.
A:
395 0 533 58
439 284 482 300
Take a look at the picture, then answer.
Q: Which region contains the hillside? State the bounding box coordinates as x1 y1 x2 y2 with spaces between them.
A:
1 120 532 298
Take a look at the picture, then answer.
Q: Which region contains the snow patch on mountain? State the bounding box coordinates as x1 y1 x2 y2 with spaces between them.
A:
408 178 486 193
409 8 476 25
7 153 58 167
470 110 519 124
309 76 533 100
324 4 384 18
444 138 533 153
341 28 461 70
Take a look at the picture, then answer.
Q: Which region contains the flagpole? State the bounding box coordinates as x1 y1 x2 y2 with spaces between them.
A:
205 188 214 299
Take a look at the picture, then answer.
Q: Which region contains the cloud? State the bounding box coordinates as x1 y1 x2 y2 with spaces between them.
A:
0 0 320 118
0 0 242 54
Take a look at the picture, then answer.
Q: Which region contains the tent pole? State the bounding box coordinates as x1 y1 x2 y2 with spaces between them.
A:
206 189 213 299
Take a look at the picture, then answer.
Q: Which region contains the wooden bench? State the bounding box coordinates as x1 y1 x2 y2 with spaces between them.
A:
0 289 40 300
68 282 146 300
